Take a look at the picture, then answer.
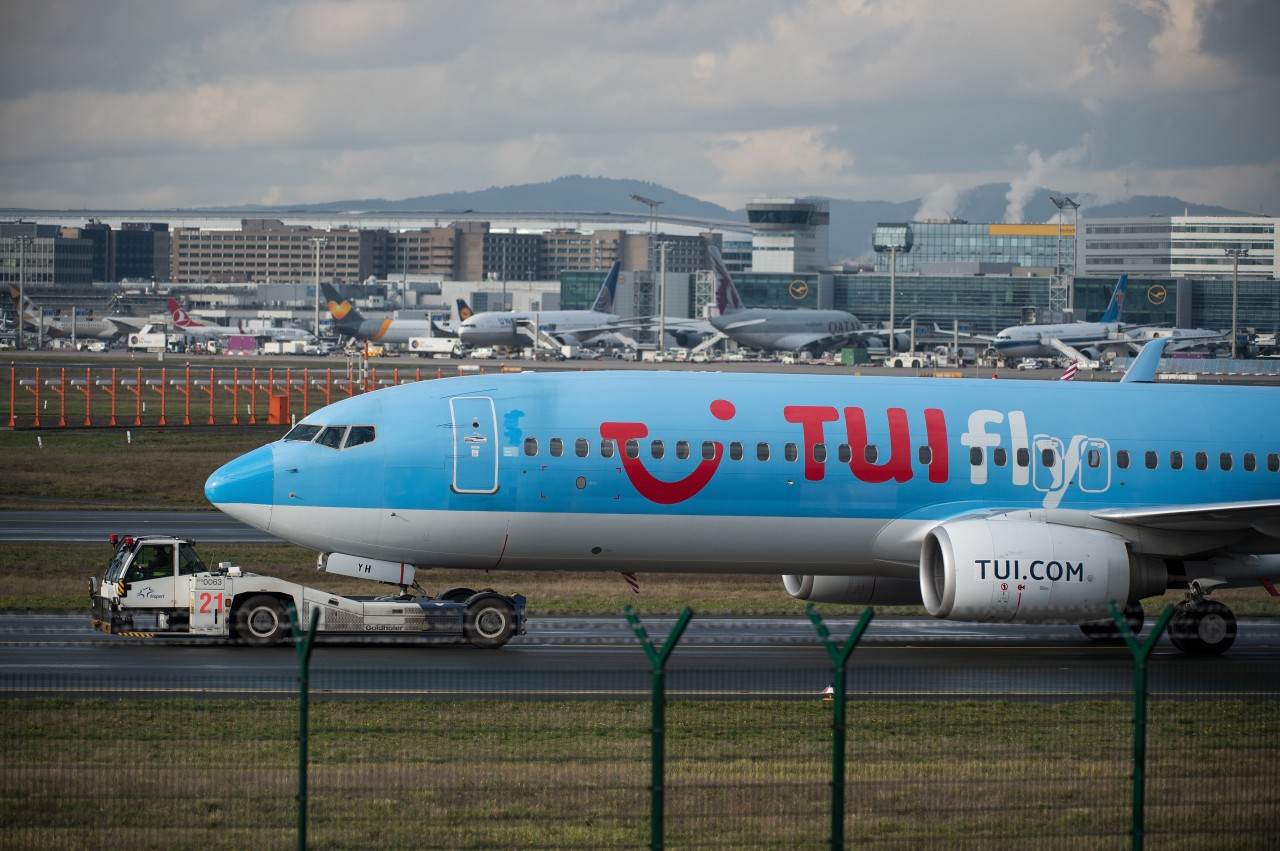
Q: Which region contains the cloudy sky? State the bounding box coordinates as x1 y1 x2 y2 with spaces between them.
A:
1 0 1276 218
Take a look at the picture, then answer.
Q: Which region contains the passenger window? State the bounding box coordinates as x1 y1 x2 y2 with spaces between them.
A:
676 440 690 460
969 447 983 466
1016 448 1030 468
784 443 799 462
316 426 346 449
600 439 615 459
864 445 879 464
1195 452 1208 471
284 423 322 442
729 442 743 461
1042 447 1057 468
756 442 770 462
702 441 716 460
917 446 931 466
650 440 665 460
1144 451 1158 470
625 439 640 460
842 445 855 464
993 447 1008 467
813 443 828 464
575 438 589 458
523 437 538 457
550 438 564 458
1170 451 1183 471
1270 454 1280 473
1116 450 1130 470
344 426 376 449
1244 452 1256 472
1220 452 1233 472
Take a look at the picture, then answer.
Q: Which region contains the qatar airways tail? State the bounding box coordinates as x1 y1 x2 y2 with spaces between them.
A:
206 338 1280 655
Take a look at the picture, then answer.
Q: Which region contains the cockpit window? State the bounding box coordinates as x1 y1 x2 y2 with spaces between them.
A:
284 423 322 442
344 426 376 449
316 426 347 449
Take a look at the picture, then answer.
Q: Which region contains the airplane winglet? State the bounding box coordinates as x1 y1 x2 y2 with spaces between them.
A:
1120 338 1170 383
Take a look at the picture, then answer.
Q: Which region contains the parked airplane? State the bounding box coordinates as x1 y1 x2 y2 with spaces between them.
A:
989 275 1129 362
206 339 1279 655
704 247 893 354
7 285 142 341
1124 326 1230 354
168 298 316 343
321 285 470 344
457 261 623 348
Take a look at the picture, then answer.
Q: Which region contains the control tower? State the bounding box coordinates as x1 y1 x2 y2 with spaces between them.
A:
746 197 830 273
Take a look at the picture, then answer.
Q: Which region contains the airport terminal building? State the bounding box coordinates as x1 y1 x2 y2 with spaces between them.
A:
3 204 1277 340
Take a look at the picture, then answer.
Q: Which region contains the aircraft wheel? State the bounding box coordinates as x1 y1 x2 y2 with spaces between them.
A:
1078 601 1144 642
439 587 477 604
1168 601 1236 655
235 595 289 647
465 598 517 649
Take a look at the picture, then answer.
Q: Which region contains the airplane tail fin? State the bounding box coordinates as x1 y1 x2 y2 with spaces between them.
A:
321 282 364 331
1099 274 1128 324
708 246 744 315
167 298 204 329
590 262 620 314
455 298 474 324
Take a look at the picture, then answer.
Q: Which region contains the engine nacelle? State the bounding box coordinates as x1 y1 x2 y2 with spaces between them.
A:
920 519 1162 623
783 574 922 606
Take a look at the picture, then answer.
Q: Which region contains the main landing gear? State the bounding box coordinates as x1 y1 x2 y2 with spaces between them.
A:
1077 582 1237 655
1168 581 1236 655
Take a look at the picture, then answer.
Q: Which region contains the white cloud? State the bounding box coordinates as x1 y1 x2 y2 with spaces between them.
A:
0 0 1275 212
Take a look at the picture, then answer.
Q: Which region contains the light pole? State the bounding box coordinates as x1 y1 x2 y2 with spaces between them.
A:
873 224 911 358
310 237 327 337
16 236 32 350
1225 248 1248 359
887 245 897 356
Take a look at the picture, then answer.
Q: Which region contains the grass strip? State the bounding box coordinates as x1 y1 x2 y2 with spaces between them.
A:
1 697 1275 849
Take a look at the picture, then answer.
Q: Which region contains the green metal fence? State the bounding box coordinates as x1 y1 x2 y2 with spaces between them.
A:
2 610 1278 849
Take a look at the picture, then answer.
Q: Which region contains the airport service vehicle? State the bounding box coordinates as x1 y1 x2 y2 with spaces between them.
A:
407 336 462 358
89 534 526 648
126 326 176 352
882 352 940 369
261 340 312 356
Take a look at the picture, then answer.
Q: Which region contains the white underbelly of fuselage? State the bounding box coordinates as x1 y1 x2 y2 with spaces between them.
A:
266 504 925 578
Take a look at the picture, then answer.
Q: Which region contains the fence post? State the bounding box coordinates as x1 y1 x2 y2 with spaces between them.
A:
8 364 16 427
288 603 321 851
626 606 693 851
807 604 875 851
1110 600 1175 851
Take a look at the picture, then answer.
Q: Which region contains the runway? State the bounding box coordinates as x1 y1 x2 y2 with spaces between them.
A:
0 509 276 542
3 612 1277 701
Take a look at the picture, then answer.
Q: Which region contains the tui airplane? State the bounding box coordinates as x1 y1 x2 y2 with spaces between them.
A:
205 339 1280 654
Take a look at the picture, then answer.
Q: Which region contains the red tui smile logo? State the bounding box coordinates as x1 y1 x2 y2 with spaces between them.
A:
600 400 735 505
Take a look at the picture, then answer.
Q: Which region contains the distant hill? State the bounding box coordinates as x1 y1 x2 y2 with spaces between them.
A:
285 175 1250 262
312 175 739 224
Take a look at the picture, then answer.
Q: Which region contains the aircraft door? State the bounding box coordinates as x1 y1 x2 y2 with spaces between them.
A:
1077 438 1111 493
450 396 499 494
1032 435 1065 493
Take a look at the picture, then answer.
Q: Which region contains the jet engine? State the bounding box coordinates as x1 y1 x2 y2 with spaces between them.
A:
783 574 922 606
920 519 1166 623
